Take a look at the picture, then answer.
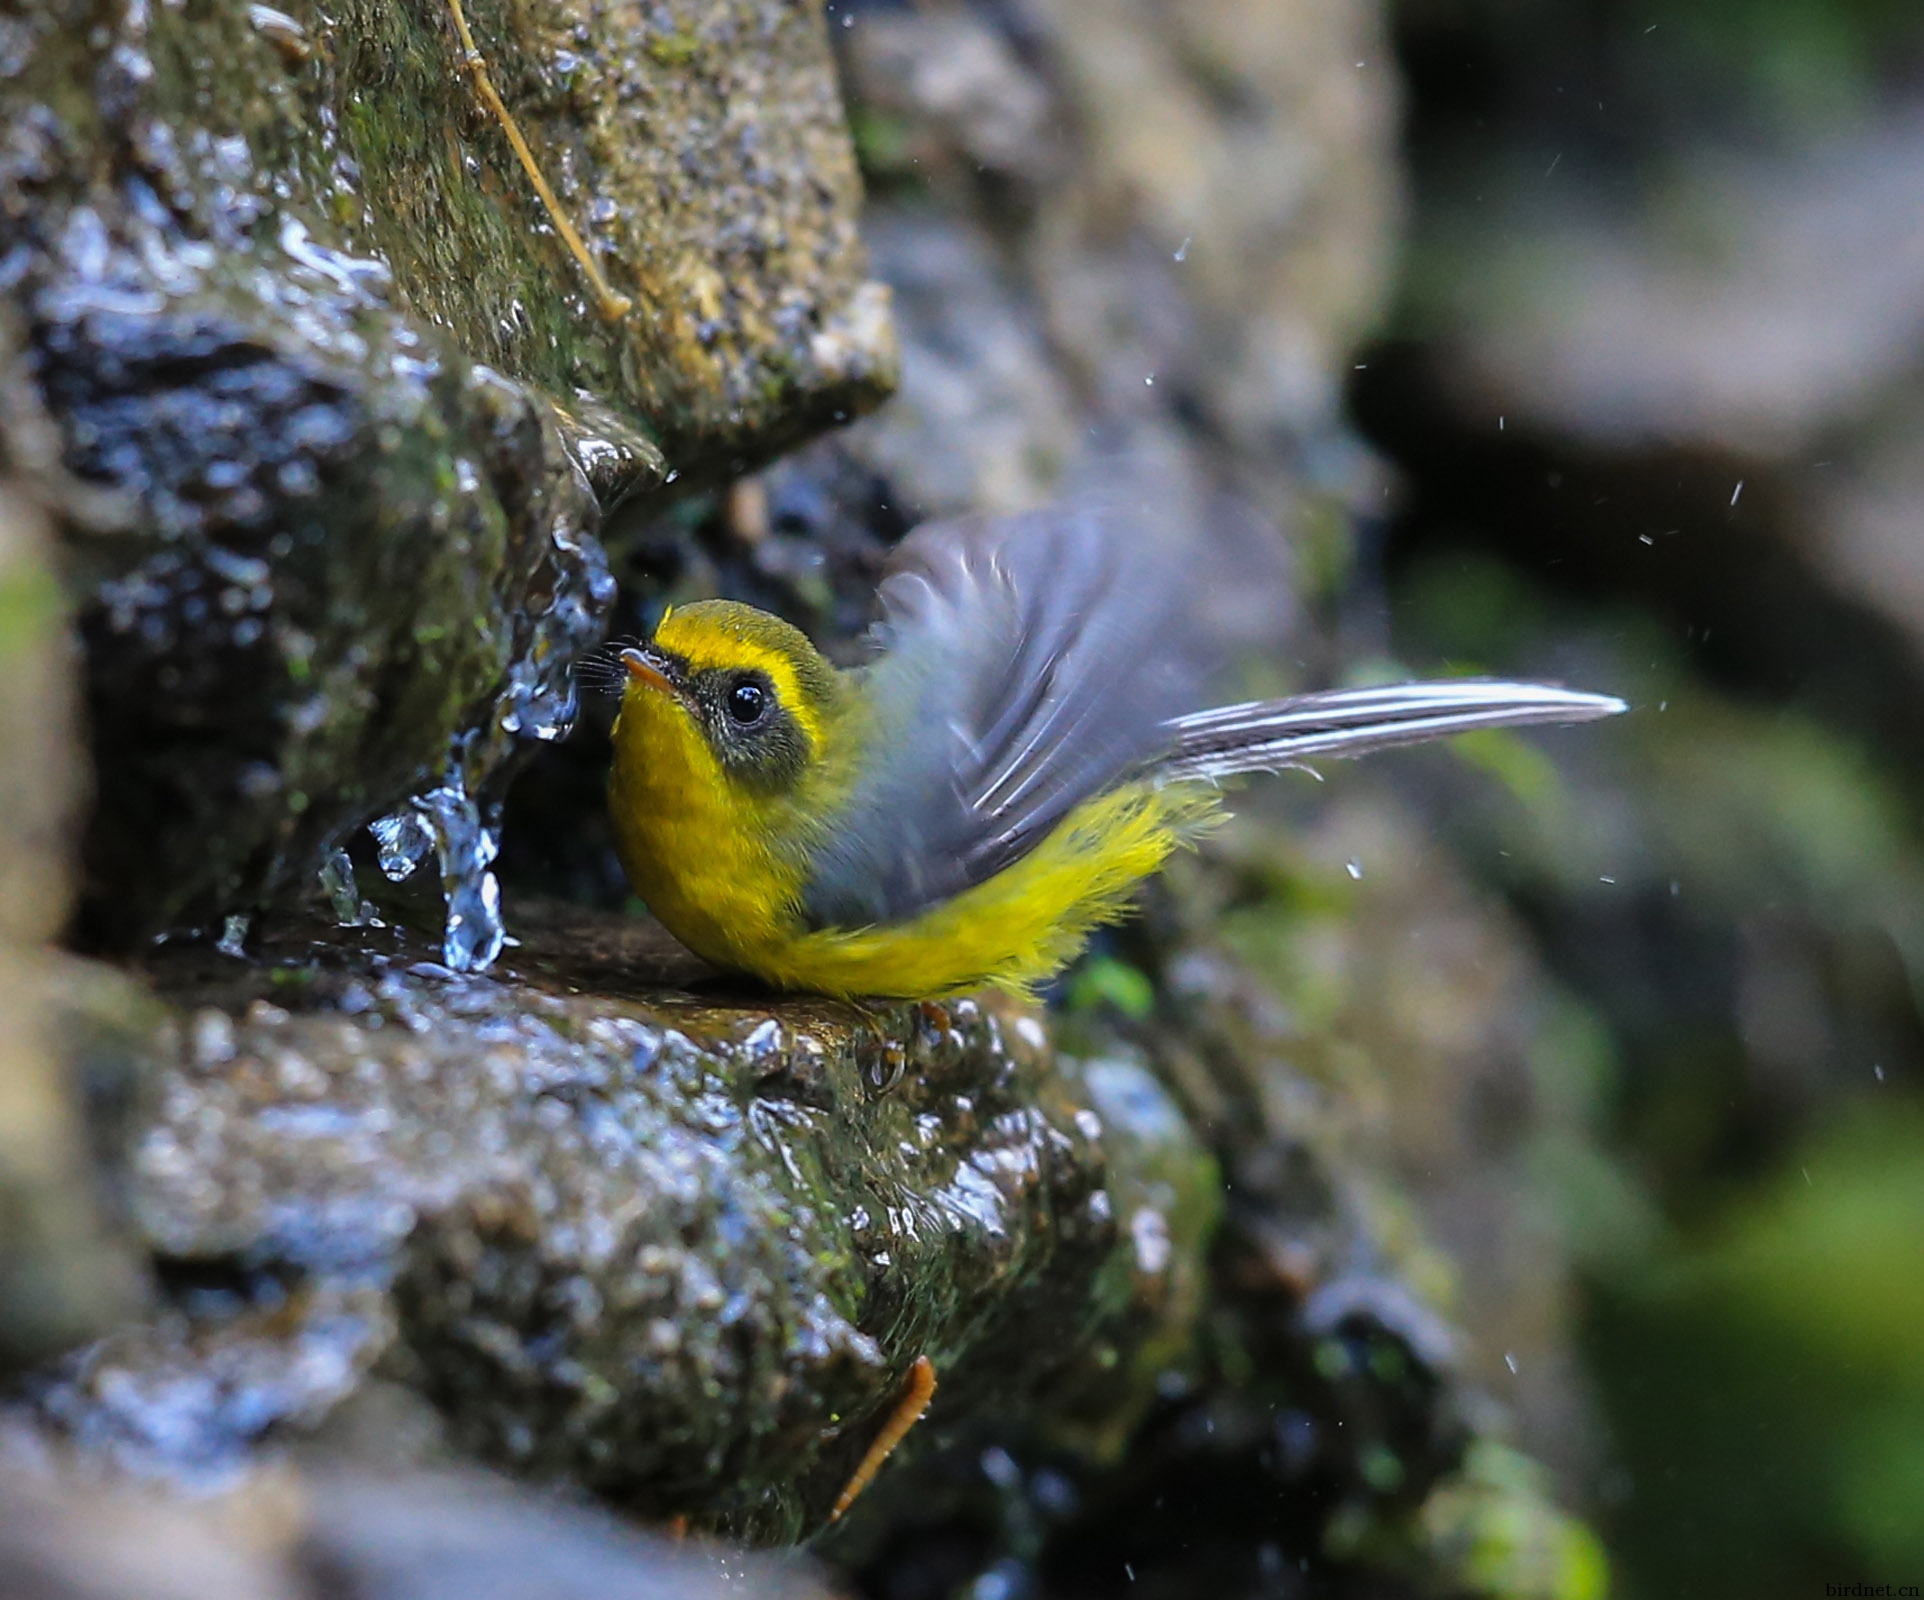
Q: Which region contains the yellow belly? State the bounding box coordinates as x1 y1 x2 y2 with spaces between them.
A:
614 752 1213 998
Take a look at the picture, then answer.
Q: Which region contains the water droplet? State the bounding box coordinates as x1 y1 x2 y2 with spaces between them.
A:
1730 479 1744 507
317 849 379 926
1874 1063 1886 1082
862 1039 907 1097
1144 373 1155 386
370 809 435 882
216 913 250 959
1504 1352 1518 1374
1345 858 1363 880
1172 235 1191 262
980 1447 1021 1490
1599 874 1616 885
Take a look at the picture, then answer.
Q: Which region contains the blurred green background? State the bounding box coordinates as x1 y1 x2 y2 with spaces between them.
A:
1363 0 1924 1592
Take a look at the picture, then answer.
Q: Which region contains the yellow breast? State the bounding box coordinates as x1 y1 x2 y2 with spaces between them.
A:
608 682 813 977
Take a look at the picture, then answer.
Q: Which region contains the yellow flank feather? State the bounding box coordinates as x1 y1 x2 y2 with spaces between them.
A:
763 783 1220 999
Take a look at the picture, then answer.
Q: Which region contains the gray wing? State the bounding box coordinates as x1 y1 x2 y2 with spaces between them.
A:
800 494 1209 929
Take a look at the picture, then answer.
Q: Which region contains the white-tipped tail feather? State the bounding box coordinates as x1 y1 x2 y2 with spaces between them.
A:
1158 680 1628 783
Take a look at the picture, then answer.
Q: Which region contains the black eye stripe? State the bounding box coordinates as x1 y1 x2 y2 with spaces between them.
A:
691 665 809 793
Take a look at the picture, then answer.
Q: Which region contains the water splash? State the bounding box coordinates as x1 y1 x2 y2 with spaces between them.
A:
495 515 612 743
357 486 613 972
369 765 504 972
316 848 382 927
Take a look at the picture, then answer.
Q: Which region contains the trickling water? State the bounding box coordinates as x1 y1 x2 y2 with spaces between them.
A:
357 499 614 972
370 765 505 972
419 781 505 973
317 848 381 926
369 809 435 882
495 516 613 743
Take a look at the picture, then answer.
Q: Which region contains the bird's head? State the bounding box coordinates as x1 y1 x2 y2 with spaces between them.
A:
616 600 841 798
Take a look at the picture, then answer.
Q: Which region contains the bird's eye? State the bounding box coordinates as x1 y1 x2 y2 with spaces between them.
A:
727 679 767 725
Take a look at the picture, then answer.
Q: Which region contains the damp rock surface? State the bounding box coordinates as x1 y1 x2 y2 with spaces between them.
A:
0 1456 841 1600
25 906 1213 1544
0 322 147 1371
0 0 894 948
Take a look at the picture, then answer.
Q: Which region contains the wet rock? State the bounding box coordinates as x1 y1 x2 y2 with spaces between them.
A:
830 0 1399 529
1153 780 1626 1492
55 286 609 952
3 0 893 482
0 1456 840 1600
19 905 1214 1544
1 0 895 949
0 321 145 1370
807 776 1614 1599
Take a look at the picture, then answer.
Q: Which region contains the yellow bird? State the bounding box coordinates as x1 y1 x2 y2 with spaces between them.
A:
607 498 1623 998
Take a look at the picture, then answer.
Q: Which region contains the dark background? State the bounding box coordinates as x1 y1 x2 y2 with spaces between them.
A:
1369 0 1924 1591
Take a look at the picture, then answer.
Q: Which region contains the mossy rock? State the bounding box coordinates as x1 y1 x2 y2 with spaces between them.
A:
0 0 895 945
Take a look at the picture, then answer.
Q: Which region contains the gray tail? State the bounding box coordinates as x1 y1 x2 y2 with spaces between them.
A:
1157 680 1628 783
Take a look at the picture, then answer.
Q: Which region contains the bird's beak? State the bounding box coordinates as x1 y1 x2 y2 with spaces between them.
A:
620 645 682 698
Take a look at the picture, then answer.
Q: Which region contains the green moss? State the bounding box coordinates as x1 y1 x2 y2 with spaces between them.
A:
1594 1112 1924 1593
848 105 915 178
645 30 700 67
1064 955 1156 1021
0 562 62 660
1415 1442 1609 1600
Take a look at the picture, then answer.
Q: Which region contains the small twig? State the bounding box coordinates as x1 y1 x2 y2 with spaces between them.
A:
830 1355 937 1523
444 0 633 322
